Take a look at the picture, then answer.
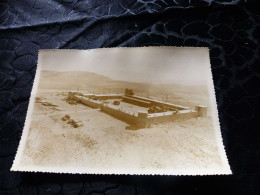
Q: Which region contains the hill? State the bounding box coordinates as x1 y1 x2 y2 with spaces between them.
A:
38 70 209 106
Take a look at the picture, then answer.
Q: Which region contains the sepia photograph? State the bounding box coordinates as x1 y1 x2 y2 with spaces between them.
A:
11 47 231 175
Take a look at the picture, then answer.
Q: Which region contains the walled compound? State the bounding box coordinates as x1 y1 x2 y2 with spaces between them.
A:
67 89 207 129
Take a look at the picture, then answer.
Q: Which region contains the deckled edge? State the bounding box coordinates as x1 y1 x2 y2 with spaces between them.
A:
11 46 232 176
206 47 232 175
11 50 42 172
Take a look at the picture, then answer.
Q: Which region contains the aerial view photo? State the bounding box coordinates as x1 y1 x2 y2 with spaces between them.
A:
11 47 231 175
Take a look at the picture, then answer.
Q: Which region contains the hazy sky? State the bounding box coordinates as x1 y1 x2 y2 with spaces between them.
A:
39 47 211 85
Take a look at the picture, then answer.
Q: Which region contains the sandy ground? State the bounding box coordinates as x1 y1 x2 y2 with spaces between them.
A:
105 99 149 114
18 89 226 173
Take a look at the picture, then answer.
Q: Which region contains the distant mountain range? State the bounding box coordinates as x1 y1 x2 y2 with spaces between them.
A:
39 70 151 92
39 70 209 106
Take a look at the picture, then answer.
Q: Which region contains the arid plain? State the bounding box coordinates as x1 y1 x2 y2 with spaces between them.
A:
17 70 227 173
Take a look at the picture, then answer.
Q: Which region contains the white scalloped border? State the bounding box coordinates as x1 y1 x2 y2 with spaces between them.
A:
11 46 232 175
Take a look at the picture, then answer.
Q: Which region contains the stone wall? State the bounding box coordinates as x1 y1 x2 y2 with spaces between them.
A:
147 111 198 125
100 104 138 125
135 110 198 128
195 105 208 117
68 91 82 99
122 96 151 107
126 95 190 110
72 95 100 109
68 92 207 129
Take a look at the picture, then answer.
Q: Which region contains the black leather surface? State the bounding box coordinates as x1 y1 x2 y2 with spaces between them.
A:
0 0 259 194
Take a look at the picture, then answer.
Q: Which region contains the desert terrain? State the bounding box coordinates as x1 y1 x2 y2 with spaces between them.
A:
18 71 226 173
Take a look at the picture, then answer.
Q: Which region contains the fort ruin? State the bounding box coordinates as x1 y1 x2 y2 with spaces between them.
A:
68 89 207 129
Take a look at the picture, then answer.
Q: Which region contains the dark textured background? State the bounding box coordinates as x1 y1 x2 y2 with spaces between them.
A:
0 0 259 194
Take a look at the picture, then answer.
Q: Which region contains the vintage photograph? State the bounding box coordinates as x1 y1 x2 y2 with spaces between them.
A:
11 47 231 175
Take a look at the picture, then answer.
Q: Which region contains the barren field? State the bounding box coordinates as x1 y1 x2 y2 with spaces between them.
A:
105 99 149 114
18 89 227 173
